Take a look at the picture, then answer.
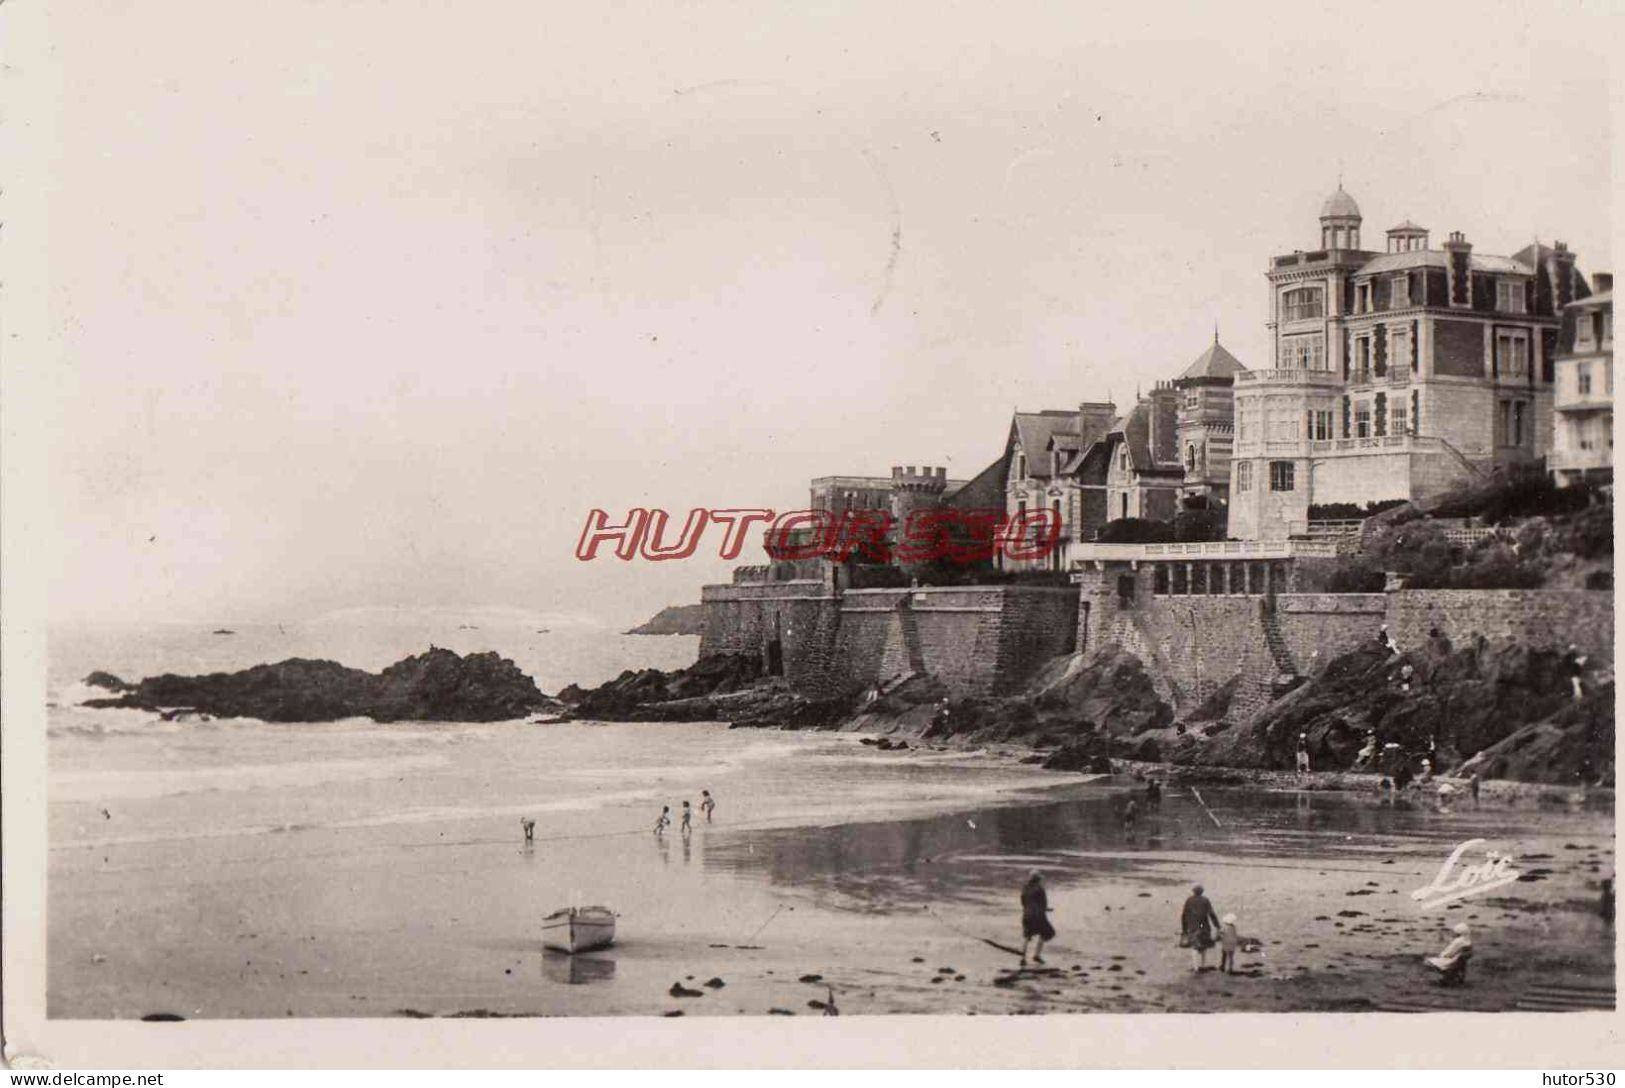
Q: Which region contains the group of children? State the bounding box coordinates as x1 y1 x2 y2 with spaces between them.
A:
654 790 716 837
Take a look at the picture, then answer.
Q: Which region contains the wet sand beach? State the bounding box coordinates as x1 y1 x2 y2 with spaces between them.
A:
49 715 1613 1019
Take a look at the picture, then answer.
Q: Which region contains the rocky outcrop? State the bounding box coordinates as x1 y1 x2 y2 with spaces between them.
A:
625 604 707 636
80 648 557 723
560 653 788 722
83 671 132 692
1179 639 1614 786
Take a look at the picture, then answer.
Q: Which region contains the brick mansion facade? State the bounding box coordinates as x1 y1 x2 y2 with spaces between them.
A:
1229 187 1597 539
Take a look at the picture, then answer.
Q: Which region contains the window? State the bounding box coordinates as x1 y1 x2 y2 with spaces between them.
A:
1279 333 1326 370
1496 331 1529 379
1389 328 1410 375
1015 453 1026 479
1357 283 1373 313
1267 403 1300 442
1269 461 1295 491
1578 364 1592 396
1391 405 1408 436
1354 338 1372 382
1118 447 1128 472
1391 275 1411 308
1355 403 1371 438
1186 444 1197 471
1513 401 1527 446
1236 462 1253 492
1311 410 1333 441
1282 287 1324 321
1497 280 1527 314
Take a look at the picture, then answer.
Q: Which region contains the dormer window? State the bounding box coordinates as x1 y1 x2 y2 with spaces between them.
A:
1358 282 1373 313
1497 280 1527 314
1015 453 1026 479
1391 275 1410 308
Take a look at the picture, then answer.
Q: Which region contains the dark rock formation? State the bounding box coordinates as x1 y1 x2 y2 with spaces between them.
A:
624 604 707 636
80 648 556 723
561 653 769 721
83 671 131 692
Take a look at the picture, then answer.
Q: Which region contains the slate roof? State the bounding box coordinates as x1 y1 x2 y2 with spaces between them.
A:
1356 250 1531 276
1009 411 1081 478
1177 339 1247 382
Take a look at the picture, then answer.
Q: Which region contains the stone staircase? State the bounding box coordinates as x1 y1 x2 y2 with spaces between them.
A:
1259 601 1299 678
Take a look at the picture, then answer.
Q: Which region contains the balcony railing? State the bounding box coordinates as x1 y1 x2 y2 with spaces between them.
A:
1235 368 1342 385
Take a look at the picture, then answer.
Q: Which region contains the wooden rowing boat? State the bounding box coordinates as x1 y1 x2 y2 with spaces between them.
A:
542 905 616 953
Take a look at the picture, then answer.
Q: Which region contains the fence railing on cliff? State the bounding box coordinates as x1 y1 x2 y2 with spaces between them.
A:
1064 538 1339 564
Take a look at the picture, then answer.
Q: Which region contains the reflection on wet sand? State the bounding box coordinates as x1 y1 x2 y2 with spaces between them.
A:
541 951 617 986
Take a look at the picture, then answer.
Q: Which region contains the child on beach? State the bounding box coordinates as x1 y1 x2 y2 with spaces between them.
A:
520 817 535 843
700 790 715 822
654 806 671 836
680 800 693 835
1218 913 1240 973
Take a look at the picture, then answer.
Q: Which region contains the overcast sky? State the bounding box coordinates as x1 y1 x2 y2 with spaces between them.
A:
39 0 1614 627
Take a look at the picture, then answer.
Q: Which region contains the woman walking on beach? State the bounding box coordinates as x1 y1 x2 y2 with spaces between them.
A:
1020 870 1055 968
1179 884 1220 972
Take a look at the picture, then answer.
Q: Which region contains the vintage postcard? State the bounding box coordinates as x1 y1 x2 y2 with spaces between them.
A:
2 0 1619 1071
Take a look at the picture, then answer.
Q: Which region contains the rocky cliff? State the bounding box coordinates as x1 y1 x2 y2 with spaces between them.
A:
554 632 1612 787
624 604 707 636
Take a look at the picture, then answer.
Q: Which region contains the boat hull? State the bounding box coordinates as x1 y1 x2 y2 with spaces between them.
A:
542 907 616 954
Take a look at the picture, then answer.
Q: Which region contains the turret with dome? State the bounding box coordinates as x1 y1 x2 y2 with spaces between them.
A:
1319 185 1364 250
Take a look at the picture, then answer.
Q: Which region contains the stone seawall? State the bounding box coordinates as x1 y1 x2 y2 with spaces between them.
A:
1388 589 1614 664
701 574 1610 714
700 583 1077 697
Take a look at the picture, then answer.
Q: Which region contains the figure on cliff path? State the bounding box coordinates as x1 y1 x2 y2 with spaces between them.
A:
1019 870 1054 967
1179 884 1221 972
1565 644 1588 701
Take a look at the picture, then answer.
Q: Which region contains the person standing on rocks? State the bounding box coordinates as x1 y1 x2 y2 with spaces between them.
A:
1019 870 1055 967
1564 644 1588 701
1179 884 1221 972
1295 733 1311 774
